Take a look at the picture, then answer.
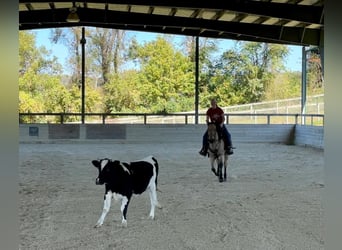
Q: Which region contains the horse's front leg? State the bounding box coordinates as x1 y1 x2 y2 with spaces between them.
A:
209 157 218 176
223 154 228 181
218 159 224 182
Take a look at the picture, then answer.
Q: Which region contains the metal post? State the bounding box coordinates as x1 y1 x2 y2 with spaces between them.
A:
80 27 86 124
195 36 199 124
301 46 307 125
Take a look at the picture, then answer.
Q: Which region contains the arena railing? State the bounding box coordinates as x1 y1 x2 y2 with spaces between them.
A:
19 113 324 126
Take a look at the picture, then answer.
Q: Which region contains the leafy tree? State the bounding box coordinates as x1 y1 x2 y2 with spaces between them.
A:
19 30 103 122
128 37 194 113
50 27 84 85
67 82 102 113
181 37 219 107
206 41 289 105
19 31 38 74
264 72 301 100
182 36 218 73
103 70 142 112
306 47 324 95
19 30 65 122
19 31 62 75
87 28 126 85
51 27 126 86
19 69 69 122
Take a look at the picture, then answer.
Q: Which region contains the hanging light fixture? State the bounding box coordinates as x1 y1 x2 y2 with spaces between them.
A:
66 2 80 23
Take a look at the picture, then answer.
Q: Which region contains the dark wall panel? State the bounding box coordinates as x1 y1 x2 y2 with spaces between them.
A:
48 124 80 139
86 124 126 139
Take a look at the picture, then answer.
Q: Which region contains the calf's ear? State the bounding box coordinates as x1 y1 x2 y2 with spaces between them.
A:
92 160 101 168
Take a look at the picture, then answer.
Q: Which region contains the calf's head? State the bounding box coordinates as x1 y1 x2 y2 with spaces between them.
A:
92 158 119 185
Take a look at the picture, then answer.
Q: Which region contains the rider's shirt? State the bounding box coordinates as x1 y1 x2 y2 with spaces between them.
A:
206 106 224 124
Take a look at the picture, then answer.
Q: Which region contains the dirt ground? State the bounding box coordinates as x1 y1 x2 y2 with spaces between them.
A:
19 141 325 250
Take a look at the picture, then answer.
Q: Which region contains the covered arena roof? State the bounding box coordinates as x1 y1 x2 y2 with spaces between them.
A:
19 0 324 46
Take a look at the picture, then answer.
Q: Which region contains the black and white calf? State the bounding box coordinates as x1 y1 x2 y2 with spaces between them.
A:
92 155 160 227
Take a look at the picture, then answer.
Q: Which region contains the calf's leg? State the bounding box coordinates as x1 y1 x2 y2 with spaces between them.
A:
95 192 112 228
148 182 159 219
120 196 130 227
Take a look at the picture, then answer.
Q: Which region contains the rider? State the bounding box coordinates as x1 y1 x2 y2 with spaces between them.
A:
199 98 234 156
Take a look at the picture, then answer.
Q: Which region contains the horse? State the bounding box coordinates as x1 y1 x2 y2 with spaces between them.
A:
207 122 228 182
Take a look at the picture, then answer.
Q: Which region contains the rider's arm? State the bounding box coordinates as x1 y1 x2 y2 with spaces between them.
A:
206 114 210 124
219 112 225 127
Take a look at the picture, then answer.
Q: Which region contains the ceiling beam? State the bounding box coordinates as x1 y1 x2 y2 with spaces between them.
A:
19 8 322 45
19 0 324 24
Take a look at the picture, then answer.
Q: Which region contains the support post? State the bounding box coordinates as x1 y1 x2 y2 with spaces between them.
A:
81 27 86 124
301 46 307 125
195 36 199 124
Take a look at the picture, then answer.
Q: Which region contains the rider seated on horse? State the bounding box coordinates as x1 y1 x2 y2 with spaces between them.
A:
199 99 234 156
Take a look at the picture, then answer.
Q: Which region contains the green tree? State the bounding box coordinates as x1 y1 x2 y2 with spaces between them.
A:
264 72 301 101
128 37 194 113
19 30 103 123
181 37 219 108
207 41 289 105
19 30 65 121
103 70 141 112
19 31 62 75
51 27 126 86
87 28 126 85
50 27 85 86
306 47 324 95
67 82 102 113
19 68 70 122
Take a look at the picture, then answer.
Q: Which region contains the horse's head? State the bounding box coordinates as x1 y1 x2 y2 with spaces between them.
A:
207 122 219 143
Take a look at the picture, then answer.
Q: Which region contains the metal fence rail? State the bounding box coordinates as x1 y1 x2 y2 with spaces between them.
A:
19 94 324 125
19 113 324 126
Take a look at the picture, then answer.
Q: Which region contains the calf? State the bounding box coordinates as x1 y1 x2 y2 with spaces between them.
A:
92 155 160 227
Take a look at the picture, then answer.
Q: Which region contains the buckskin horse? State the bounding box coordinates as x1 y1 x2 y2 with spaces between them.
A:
207 122 228 182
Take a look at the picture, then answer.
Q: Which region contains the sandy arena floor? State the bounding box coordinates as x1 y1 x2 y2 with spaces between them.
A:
19 142 324 250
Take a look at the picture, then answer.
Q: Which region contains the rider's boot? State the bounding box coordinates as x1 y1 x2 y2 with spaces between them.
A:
223 139 234 155
225 146 234 155
199 145 208 156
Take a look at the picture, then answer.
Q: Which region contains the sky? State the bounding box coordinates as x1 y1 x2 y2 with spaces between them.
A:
33 28 303 72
